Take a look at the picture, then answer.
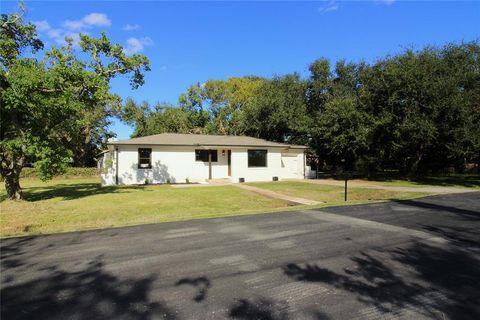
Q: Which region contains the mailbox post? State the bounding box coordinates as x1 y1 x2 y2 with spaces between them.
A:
344 176 348 201
341 157 350 202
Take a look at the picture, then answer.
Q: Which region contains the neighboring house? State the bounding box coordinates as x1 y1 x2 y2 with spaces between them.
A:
99 133 308 186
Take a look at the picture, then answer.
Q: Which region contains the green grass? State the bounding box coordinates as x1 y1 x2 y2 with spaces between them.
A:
0 178 288 237
247 181 430 203
373 175 480 189
1 178 432 238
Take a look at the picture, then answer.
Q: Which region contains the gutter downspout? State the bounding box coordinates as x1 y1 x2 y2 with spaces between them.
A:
303 150 306 179
115 146 119 185
208 150 212 180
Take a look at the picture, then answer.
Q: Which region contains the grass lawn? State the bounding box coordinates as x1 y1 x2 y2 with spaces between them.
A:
373 175 480 189
247 181 431 203
0 178 288 237
1 178 432 238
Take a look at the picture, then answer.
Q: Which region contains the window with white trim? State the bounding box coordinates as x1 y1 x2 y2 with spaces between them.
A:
138 148 152 169
248 149 267 167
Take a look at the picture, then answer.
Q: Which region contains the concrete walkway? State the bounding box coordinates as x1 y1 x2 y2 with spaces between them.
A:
234 183 322 205
290 178 474 194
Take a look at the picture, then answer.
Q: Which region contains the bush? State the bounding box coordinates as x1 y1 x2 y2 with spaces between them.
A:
19 167 98 179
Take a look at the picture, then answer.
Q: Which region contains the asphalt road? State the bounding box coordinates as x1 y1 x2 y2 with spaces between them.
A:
1 192 479 320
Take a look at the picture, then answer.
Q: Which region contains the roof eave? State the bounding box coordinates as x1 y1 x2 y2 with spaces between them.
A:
107 142 307 149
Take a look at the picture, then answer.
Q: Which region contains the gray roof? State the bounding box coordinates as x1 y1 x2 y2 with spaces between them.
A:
109 133 307 149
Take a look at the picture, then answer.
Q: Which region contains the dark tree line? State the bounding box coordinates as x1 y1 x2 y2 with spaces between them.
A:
123 41 480 176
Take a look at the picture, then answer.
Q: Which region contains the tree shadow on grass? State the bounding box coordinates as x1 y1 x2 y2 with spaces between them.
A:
21 183 151 202
1 258 176 320
326 174 480 188
283 242 480 320
406 175 480 189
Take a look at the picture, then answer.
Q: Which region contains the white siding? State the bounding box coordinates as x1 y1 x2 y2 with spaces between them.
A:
101 145 305 186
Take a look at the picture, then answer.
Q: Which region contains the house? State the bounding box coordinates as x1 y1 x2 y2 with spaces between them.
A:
99 133 308 186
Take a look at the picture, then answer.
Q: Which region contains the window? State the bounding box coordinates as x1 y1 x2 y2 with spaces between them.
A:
248 149 267 167
138 148 152 169
195 150 218 162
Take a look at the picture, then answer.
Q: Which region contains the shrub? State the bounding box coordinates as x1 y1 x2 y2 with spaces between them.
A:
18 167 98 179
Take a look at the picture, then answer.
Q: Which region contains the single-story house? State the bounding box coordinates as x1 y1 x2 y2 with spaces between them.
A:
99 133 308 186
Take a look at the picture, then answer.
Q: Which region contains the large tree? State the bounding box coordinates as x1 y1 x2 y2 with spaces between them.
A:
0 4 150 199
359 42 480 175
119 41 479 176
239 74 310 144
307 59 371 171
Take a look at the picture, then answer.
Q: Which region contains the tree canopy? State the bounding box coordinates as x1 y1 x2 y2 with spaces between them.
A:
125 41 479 177
0 3 150 199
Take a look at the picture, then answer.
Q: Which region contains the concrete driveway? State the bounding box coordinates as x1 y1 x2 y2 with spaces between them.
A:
1 192 479 320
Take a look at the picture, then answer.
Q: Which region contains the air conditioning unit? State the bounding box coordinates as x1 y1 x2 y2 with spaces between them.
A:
238 177 245 183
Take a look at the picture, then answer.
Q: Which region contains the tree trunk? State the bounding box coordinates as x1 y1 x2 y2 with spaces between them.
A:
4 170 23 200
408 152 423 177
1 157 24 200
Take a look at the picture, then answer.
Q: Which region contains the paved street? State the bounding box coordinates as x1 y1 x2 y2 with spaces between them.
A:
1 192 479 320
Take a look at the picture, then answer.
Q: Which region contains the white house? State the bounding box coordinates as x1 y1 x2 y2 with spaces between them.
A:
99 133 308 186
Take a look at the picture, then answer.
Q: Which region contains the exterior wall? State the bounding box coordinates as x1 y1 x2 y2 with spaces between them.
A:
101 145 305 186
230 148 304 182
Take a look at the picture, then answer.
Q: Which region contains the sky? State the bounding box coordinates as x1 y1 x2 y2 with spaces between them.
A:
2 0 479 139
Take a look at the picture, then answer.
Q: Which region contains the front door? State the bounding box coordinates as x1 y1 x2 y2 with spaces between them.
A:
227 150 232 176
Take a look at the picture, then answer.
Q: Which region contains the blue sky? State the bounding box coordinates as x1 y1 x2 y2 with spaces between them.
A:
2 1 479 139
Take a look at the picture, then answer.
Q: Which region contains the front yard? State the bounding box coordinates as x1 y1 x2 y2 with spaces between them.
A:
1 178 288 237
246 181 430 203
1 178 432 237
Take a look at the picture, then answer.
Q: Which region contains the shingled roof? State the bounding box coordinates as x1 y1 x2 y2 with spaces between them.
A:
109 133 307 149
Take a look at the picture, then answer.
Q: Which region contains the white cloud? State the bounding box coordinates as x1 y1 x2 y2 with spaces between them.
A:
33 19 85 47
123 37 154 55
318 1 339 14
33 20 50 31
34 13 111 48
83 13 111 27
63 13 111 31
46 28 62 39
123 23 140 31
63 19 85 31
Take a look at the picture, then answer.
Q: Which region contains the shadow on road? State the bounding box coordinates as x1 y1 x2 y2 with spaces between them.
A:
1 258 177 320
175 276 211 302
228 298 290 320
392 197 480 219
284 240 480 320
